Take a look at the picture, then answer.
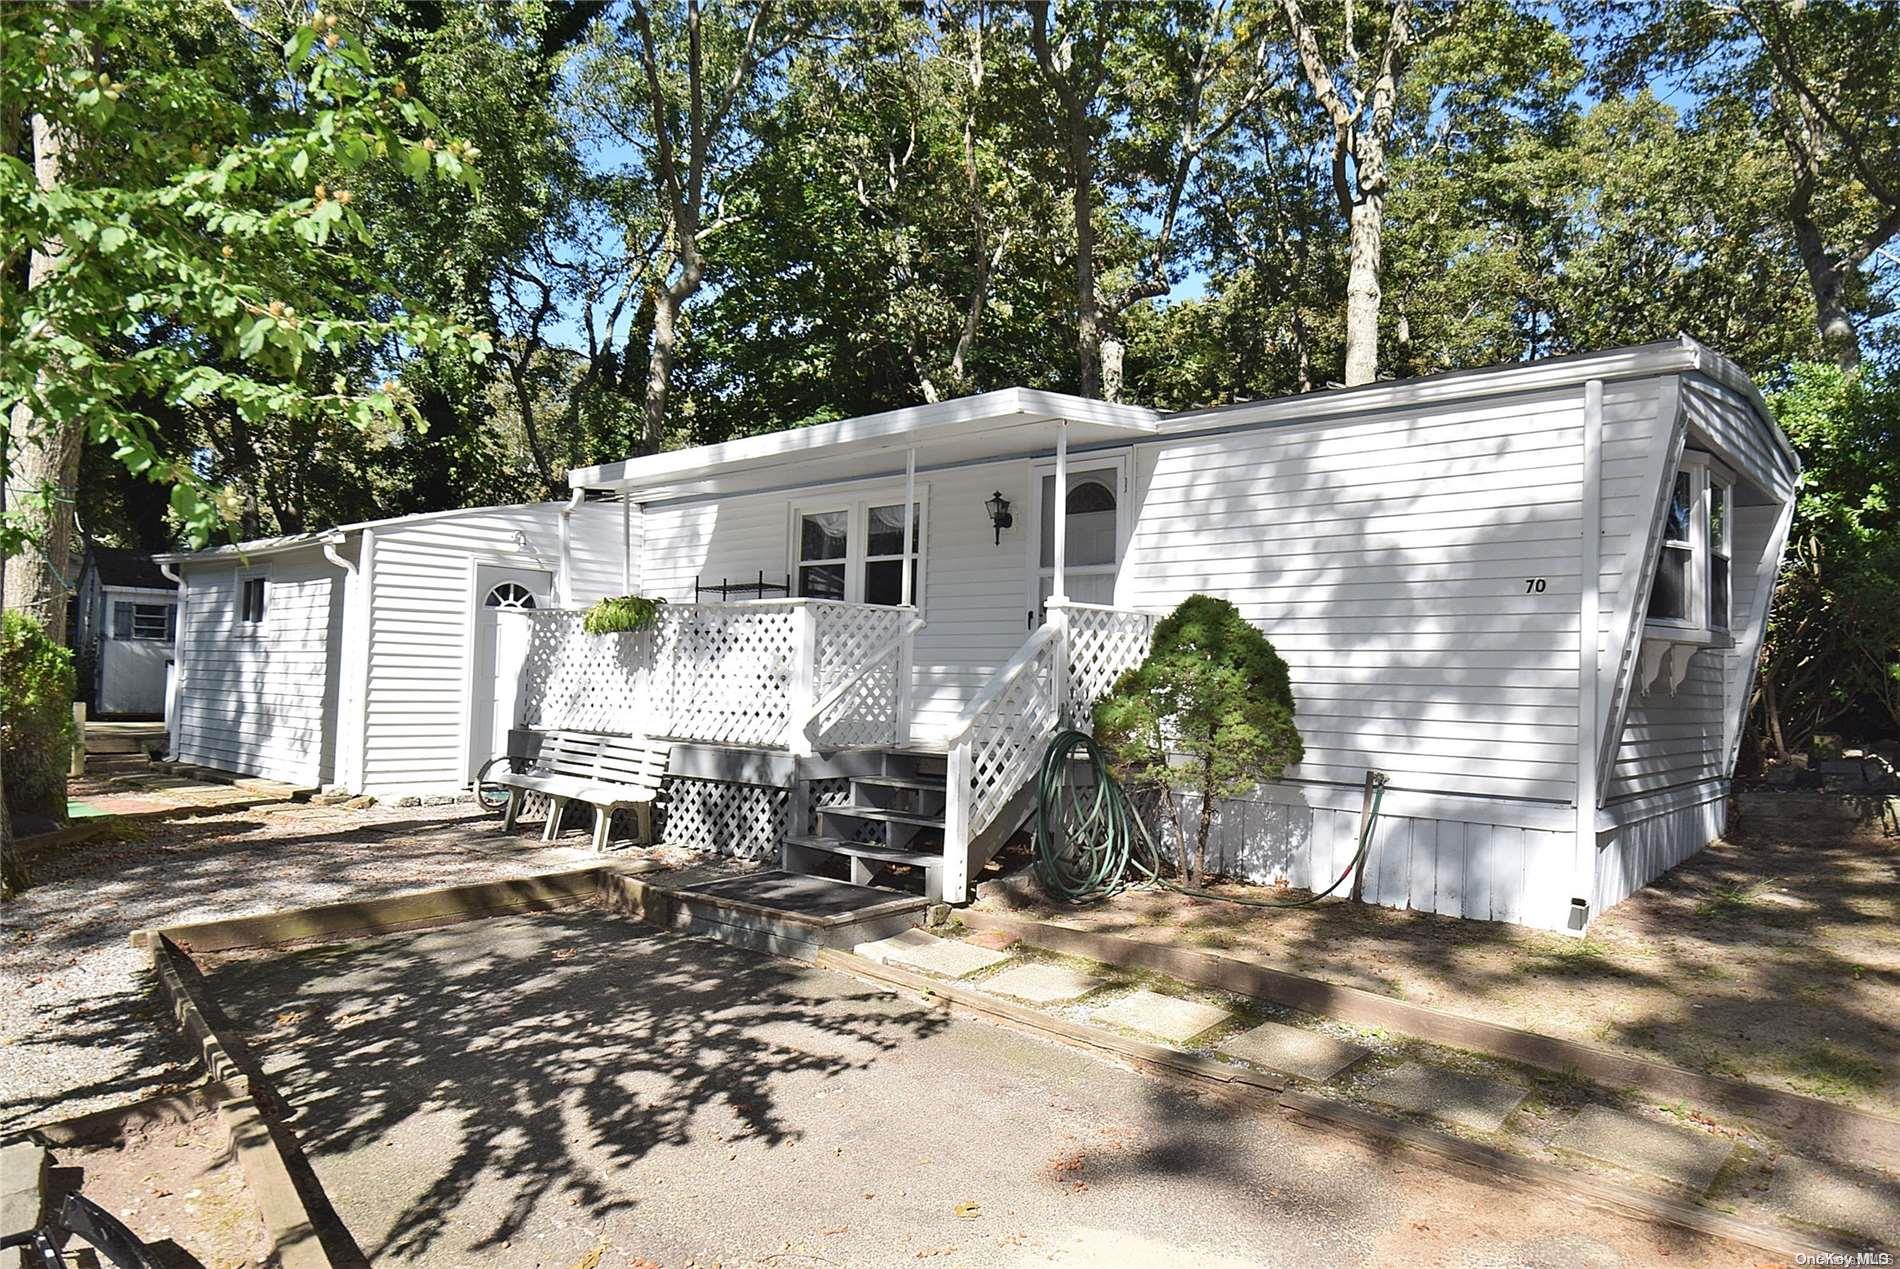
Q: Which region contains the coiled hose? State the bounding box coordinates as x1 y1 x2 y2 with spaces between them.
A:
1031 728 1387 908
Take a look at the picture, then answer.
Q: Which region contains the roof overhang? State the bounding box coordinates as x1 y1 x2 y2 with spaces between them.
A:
568 388 1162 503
155 529 345 566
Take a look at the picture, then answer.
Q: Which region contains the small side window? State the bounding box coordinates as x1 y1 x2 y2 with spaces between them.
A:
1709 482 1730 631
1646 471 1693 623
240 577 267 626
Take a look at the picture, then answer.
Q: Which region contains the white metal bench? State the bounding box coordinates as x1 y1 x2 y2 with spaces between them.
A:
491 729 669 852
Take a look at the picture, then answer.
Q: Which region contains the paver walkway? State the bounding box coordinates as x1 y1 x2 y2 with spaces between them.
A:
1552 1105 1735 1194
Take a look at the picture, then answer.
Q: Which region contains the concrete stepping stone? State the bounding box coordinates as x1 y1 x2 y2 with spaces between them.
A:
855 928 1012 979
1091 990 1231 1044
1217 1020 1368 1083
1767 1156 1900 1244
1551 1105 1734 1194
1362 1063 1526 1133
981 961 1103 1005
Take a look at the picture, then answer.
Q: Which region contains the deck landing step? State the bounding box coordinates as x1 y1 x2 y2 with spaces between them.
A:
784 834 941 868
662 869 929 961
849 774 946 792
818 803 945 827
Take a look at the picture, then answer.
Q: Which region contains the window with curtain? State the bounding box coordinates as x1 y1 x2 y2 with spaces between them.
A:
797 509 849 600
863 502 919 606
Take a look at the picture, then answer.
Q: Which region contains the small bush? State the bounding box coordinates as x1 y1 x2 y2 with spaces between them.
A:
1093 594 1303 884
2 611 76 825
582 594 665 636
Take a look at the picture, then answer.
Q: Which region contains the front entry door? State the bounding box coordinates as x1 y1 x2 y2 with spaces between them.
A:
468 565 554 781
1029 455 1130 623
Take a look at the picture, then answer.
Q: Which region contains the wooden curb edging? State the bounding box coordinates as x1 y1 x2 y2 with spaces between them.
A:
150 936 366 1269
135 864 658 954
813 947 1850 1264
962 910 1900 1171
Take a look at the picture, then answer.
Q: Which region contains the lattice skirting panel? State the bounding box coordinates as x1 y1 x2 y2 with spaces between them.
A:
659 777 788 860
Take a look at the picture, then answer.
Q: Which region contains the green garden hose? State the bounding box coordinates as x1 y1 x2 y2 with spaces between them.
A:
1030 728 1388 908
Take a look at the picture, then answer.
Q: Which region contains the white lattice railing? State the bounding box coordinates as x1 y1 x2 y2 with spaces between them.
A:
1050 599 1161 723
942 613 1068 902
805 604 921 750
513 598 915 752
520 610 647 733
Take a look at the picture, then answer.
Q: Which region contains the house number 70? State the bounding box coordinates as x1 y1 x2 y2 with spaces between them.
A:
1524 578 1547 593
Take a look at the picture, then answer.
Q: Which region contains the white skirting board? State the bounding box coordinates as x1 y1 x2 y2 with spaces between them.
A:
1164 791 1580 932
1592 786 1726 917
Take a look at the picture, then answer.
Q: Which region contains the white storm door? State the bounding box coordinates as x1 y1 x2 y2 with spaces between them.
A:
1029 454 1130 621
469 565 554 781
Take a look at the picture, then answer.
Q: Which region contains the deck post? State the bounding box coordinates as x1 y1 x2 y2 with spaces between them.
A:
788 602 817 756
898 447 917 747
1052 421 1069 602
944 735 972 902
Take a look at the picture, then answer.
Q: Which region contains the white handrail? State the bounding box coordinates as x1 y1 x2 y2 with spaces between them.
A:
945 614 1065 748
797 613 924 747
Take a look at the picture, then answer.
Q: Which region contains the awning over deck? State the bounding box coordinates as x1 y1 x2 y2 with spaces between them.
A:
565 388 1161 502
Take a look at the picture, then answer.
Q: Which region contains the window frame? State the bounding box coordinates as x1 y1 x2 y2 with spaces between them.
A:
1644 452 1736 645
113 600 175 641
1027 451 1133 616
236 569 269 637
787 488 928 608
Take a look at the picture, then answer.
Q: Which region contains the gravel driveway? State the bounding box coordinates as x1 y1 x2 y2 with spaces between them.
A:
1 800 598 1133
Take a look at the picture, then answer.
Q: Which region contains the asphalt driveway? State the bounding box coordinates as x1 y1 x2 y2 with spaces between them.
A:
205 907 1750 1267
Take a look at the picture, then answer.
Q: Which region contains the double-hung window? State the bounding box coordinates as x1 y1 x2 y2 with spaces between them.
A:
1644 452 1733 639
793 496 923 607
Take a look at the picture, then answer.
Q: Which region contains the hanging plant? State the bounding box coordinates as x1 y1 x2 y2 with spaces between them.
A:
582 594 666 636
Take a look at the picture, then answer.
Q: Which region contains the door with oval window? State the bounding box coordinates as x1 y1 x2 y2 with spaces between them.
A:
468 565 554 782
1029 455 1129 621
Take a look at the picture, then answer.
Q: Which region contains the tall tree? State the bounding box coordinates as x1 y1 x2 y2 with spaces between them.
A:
1029 0 1271 401
575 0 788 453
1592 1 1900 376
1276 0 1421 386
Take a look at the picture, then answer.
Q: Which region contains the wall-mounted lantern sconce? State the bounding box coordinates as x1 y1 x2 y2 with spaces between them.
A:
986 491 1013 545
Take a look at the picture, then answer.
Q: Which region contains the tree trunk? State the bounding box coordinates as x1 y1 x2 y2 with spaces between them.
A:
3 113 80 637
1068 124 1102 400
1099 333 1125 404
1791 217 1862 376
641 261 700 454
1342 191 1385 386
1764 672 1788 758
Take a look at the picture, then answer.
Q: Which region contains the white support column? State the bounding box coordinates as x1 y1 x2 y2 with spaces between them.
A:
1052 421 1069 603
620 494 632 594
901 447 916 608
558 488 584 605
788 602 817 756
1574 379 1604 928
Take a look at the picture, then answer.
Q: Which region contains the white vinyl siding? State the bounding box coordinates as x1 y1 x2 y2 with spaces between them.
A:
359 501 623 797
172 549 341 787
1130 389 1588 805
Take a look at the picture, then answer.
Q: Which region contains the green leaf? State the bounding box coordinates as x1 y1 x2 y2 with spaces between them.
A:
98 225 128 253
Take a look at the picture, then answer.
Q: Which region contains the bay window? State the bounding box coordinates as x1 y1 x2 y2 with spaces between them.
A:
1644 452 1732 640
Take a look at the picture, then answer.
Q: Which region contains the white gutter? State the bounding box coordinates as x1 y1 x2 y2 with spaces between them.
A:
557 488 585 604
157 561 186 751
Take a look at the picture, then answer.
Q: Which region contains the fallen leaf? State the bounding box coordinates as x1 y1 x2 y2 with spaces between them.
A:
567 1244 605 1269
953 1201 981 1219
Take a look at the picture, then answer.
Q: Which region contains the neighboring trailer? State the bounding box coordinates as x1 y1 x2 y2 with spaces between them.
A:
161 500 629 793
73 548 180 718
569 337 1798 930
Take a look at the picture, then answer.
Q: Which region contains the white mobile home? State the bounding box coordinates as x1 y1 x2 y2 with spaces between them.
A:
159 500 630 792
502 336 1795 931
73 548 180 718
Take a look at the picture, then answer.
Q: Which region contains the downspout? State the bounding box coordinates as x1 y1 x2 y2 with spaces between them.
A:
323 535 370 795
1573 380 1604 932
558 488 585 605
157 561 186 756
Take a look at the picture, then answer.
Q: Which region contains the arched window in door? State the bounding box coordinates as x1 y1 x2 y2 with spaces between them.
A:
1040 475 1118 568
485 582 538 609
